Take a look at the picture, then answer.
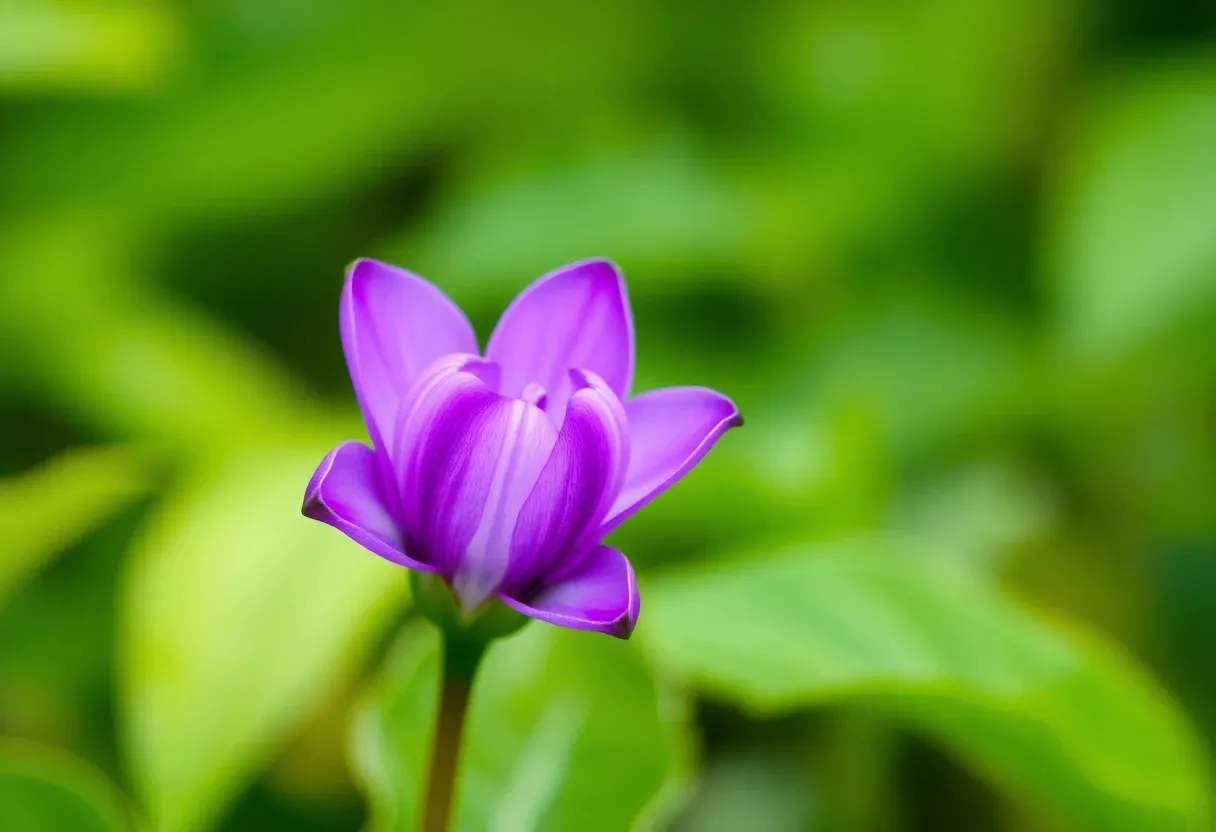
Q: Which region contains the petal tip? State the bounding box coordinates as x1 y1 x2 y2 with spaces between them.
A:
343 257 383 287
301 446 340 518
608 617 636 640
617 559 641 638
712 393 744 432
607 595 639 640
301 490 323 519
569 255 622 273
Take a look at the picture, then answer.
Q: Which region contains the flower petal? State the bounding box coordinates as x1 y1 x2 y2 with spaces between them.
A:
341 258 478 455
505 369 629 593
301 441 436 572
396 356 556 612
499 545 639 638
601 386 742 533
486 259 634 422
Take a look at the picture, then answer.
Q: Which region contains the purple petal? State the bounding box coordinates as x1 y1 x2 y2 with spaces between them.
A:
341 259 478 455
486 259 634 423
302 441 437 572
396 356 557 612
505 369 629 593
601 386 742 533
499 545 639 638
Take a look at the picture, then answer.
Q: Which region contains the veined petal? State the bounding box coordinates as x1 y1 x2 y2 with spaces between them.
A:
301 441 436 572
601 386 742 533
499 545 639 639
486 259 634 423
506 369 629 593
396 356 556 612
341 258 477 455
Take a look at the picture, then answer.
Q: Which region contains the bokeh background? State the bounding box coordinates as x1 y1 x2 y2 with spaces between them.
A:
2 0 1215 830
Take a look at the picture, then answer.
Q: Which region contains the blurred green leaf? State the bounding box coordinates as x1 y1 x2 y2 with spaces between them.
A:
1050 53 1216 360
0 1 179 93
388 141 753 304
610 395 890 568
118 445 406 832
0 446 152 607
891 459 1056 575
755 0 1076 263
671 751 813 832
805 290 1034 459
642 540 1213 831
0 212 326 453
352 622 691 832
0 739 133 831
4 0 444 221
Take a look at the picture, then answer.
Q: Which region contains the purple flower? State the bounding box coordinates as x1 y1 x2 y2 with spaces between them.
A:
303 258 740 638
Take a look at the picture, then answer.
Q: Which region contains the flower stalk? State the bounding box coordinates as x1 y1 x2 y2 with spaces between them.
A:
413 571 526 831
422 634 483 832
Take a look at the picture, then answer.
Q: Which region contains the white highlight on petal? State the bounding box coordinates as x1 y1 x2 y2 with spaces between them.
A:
453 399 555 611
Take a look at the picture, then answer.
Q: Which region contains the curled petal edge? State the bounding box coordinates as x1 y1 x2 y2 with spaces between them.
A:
498 545 639 639
302 440 438 573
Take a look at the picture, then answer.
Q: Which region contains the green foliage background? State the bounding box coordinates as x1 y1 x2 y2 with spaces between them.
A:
1 0 1215 829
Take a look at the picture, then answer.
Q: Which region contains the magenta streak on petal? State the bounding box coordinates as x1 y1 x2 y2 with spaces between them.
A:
394 357 506 578
505 369 629 595
451 398 556 612
600 386 742 535
486 259 634 426
499 545 639 639
302 441 437 572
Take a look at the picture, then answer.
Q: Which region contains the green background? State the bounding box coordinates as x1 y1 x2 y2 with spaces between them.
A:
1 0 1215 829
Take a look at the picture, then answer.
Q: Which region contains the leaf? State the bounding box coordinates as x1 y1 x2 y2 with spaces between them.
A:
1049 53 1216 360
0 213 323 453
384 142 753 303
4 0 449 221
0 739 134 831
641 540 1214 831
352 622 692 832
0 446 152 607
118 444 407 832
0 1 179 93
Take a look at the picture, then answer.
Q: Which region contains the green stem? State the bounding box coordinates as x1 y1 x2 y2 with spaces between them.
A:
422 633 486 832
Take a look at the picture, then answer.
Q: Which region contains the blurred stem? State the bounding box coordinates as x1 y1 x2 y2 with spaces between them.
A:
422 633 485 832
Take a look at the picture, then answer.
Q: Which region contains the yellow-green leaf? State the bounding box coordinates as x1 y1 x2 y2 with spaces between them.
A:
0 1 179 93
0 446 152 606
118 445 406 832
1050 53 1216 360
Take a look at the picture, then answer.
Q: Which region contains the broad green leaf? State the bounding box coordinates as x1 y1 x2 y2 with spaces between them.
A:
1050 53 1216 359
0 739 134 831
352 622 691 832
0 446 152 606
642 541 1213 831
118 444 406 832
0 1 179 93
